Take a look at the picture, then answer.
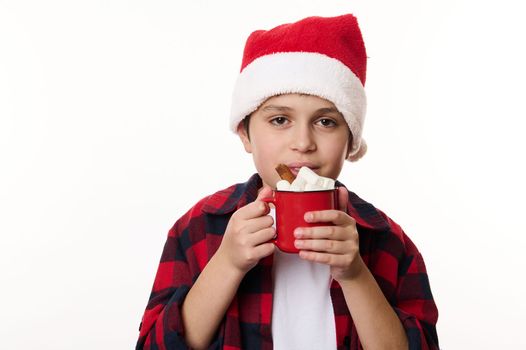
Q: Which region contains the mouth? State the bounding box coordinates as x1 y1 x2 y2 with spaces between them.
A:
286 162 320 176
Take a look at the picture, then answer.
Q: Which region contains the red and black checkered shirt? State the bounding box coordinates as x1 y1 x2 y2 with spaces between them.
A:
136 174 439 349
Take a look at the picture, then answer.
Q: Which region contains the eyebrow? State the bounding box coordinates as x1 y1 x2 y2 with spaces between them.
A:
261 105 293 112
261 105 341 115
315 107 341 115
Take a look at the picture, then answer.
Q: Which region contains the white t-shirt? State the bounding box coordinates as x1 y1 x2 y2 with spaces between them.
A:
271 248 337 349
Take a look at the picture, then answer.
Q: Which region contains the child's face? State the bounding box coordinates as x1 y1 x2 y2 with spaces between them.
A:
238 93 351 189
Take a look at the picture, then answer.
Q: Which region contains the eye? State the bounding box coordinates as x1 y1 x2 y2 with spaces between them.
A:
270 116 289 126
316 118 337 127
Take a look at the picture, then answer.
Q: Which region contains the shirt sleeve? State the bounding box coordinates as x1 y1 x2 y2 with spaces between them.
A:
135 225 192 349
136 215 222 350
362 209 438 350
388 221 439 350
394 246 439 350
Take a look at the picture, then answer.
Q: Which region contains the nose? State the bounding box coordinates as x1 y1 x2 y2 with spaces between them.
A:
290 124 316 153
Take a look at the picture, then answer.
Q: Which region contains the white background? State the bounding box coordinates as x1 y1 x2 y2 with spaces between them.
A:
1 0 525 349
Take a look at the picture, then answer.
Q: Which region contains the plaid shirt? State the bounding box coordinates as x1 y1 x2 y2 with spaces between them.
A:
136 174 439 349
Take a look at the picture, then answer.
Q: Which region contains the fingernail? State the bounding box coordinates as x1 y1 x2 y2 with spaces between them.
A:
294 228 303 237
304 212 313 222
294 240 303 248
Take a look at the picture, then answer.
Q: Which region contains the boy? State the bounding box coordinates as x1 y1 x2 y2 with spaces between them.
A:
136 14 439 350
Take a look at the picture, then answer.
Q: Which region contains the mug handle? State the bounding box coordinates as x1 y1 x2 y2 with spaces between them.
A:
261 196 278 245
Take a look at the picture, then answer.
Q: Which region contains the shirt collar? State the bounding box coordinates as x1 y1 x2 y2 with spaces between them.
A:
345 188 390 231
202 173 389 232
202 173 262 215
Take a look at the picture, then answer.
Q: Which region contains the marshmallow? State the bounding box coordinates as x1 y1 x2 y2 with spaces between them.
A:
304 183 325 191
316 176 335 190
297 166 320 185
276 180 291 191
277 166 336 192
290 177 307 191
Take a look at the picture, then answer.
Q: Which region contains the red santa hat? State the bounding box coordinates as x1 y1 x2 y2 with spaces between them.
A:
230 14 368 161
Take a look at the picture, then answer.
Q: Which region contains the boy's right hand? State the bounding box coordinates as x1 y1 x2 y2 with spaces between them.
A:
216 186 276 274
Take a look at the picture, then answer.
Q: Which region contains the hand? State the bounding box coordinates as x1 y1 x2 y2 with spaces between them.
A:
293 186 365 282
216 186 276 274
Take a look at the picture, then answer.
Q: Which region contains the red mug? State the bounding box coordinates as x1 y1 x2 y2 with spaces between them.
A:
262 189 338 253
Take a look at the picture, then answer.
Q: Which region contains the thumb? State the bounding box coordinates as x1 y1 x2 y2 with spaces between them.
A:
256 185 274 213
257 185 273 201
337 186 349 212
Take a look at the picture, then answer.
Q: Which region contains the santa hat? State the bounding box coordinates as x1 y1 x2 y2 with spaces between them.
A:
230 14 368 161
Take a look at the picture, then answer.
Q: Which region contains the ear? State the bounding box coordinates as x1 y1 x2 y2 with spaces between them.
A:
346 131 354 158
237 123 252 153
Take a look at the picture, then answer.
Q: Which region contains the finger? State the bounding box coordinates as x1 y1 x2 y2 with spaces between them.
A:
298 250 351 267
337 186 349 212
256 185 273 201
252 241 276 259
304 209 355 226
298 250 333 264
237 186 273 220
242 215 274 234
294 225 348 240
250 227 276 246
294 238 350 254
236 201 268 220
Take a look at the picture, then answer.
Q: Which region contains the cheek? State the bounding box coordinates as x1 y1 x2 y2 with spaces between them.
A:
323 136 349 158
320 138 348 175
250 135 286 186
252 133 282 154
252 142 282 170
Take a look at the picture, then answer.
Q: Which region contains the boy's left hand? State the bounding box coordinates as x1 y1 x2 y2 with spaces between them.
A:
294 186 365 282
